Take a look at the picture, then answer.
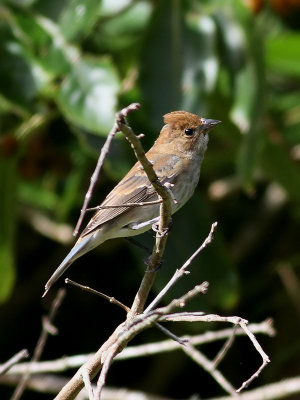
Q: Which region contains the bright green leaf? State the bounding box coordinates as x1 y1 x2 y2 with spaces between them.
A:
58 0 102 40
266 34 300 77
56 57 120 135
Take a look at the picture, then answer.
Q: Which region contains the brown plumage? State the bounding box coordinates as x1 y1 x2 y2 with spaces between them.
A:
43 111 220 296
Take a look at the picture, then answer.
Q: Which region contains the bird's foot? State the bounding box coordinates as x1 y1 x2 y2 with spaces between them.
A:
152 219 173 237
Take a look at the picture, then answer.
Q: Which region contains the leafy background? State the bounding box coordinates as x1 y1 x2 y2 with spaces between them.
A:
0 0 300 398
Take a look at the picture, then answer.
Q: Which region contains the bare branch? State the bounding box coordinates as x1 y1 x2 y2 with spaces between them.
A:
0 373 177 399
5 319 274 376
182 343 238 397
65 279 130 313
11 289 66 400
81 368 94 400
213 324 238 368
145 222 218 313
0 350 29 376
236 320 271 392
208 376 300 400
2 373 300 399
155 323 188 346
94 350 116 400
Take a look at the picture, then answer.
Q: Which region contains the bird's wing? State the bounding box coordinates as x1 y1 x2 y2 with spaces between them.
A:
80 153 182 238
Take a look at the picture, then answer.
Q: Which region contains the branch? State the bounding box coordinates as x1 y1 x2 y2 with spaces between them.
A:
208 376 300 400
51 104 175 399
116 113 173 320
4 319 274 376
65 279 130 313
182 344 238 397
145 221 218 313
11 289 65 400
3 374 300 400
0 350 29 376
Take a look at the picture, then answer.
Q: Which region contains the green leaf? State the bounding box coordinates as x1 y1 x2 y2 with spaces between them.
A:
58 0 102 40
0 246 16 303
266 34 300 77
56 57 120 135
12 10 73 76
233 65 264 190
100 0 131 17
180 14 219 114
19 181 59 211
214 12 246 74
232 27 265 190
0 24 37 110
0 154 18 302
95 1 151 52
139 0 183 129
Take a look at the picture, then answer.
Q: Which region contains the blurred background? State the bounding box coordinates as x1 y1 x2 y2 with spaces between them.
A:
0 0 300 399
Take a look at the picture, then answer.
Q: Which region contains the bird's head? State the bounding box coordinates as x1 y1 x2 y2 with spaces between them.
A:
155 111 221 156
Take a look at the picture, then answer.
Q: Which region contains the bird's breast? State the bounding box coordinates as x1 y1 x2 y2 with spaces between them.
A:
171 157 201 213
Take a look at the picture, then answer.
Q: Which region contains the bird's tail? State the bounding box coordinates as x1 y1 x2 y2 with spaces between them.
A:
42 235 92 297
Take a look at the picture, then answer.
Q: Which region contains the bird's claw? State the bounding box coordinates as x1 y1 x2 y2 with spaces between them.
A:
152 220 173 237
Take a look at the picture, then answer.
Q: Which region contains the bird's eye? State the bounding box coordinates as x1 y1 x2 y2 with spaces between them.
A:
184 128 195 137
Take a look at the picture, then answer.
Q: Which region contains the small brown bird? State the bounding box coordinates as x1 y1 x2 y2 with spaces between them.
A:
43 111 220 296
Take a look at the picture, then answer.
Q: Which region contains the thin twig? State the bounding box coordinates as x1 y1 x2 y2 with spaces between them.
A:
213 324 238 368
0 350 29 376
161 313 248 324
236 320 271 392
11 289 66 400
155 323 188 346
182 343 238 397
73 103 140 236
94 350 116 400
145 222 218 313
65 279 130 313
81 368 94 400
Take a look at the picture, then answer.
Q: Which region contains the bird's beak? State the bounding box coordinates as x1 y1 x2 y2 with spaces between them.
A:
201 118 221 132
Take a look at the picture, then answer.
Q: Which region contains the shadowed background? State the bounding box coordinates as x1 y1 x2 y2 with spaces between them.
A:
0 0 299 398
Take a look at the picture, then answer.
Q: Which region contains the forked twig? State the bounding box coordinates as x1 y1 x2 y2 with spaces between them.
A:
236 320 270 392
182 343 238 397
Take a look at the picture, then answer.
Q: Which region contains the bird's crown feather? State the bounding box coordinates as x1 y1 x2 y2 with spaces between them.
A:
163 111 202 129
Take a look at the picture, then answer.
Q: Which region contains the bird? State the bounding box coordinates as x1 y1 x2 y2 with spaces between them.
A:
43 111 220 296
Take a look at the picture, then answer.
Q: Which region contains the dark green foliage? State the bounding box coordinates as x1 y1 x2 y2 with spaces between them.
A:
0 0 299 398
